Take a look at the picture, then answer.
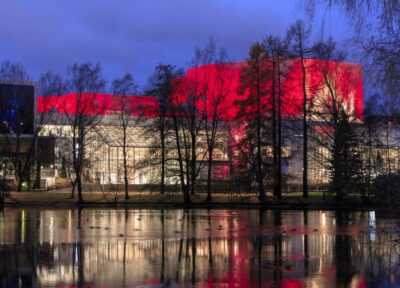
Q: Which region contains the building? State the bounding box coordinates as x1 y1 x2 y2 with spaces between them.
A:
0 82 58 189
33 59 368 191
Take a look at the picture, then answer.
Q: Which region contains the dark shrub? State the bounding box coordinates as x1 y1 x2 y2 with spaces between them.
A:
372 174 400 205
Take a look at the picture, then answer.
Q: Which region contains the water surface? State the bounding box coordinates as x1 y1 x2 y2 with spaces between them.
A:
1 208 400 287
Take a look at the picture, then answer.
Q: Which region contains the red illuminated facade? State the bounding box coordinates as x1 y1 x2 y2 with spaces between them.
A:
38 59 363 122
38 93 158 117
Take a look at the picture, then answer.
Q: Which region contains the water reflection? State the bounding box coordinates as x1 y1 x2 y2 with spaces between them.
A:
0 208 400 287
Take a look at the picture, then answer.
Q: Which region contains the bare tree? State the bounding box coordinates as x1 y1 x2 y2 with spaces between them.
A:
170 76 192 205
305 1 400 117
38 71 66 96
287 20 312 198
184 70 207 196
362 95 383 198
0 61 29 83
263 36 281 199
37 71 67 187
308 40 363 199
0 61 39 191
190 38 230 201
0 61 29 191
304 0 399 30
112 74 138 200
165 41 228 199
263 36 292 199
202 70 231 202
0 63 61 192
307 0 400 203
234 43 271 203
364 93 400 204
62 62 106 204
147 64 192 205
146 64 183 195
173 80 206 197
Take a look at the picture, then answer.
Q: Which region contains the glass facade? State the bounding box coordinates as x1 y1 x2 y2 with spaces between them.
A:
40 123 231 185
0 83 35 134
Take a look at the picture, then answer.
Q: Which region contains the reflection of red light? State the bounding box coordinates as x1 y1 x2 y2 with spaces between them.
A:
358 277 367 288
281 279 304 288
55 285 111 288
282 253 305 261
145 278 159 285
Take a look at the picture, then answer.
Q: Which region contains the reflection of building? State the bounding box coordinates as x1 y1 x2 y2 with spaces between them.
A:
34 60 366 189
0 208 392 287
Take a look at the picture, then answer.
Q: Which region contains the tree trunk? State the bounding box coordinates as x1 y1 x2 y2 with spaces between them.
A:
172 115 191 206
190 134 196 195
256 72 267 203
257 170 267 202
367 123 372 200
124 174 129 200
256 119 267 202
301 57 309 198
272 60 279 198
276 56 283 199
77 175 84 204
206 150 213 202
34 160 41 189
15 174 22 192
160 132 166 194
123 132 129 201
182 184 191 207
70 179 76 199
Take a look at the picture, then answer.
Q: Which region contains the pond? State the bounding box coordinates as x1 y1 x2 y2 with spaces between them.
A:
0 208 399 287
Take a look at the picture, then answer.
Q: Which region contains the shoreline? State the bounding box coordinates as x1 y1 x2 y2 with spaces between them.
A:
0 190 386 211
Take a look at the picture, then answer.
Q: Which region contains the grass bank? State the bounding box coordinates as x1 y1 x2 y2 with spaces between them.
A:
1 188 379 210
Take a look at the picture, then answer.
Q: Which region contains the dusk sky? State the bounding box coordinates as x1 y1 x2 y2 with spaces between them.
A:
0 0 353 91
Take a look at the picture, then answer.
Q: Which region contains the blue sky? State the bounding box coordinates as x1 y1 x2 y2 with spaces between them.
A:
0 0 353 91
